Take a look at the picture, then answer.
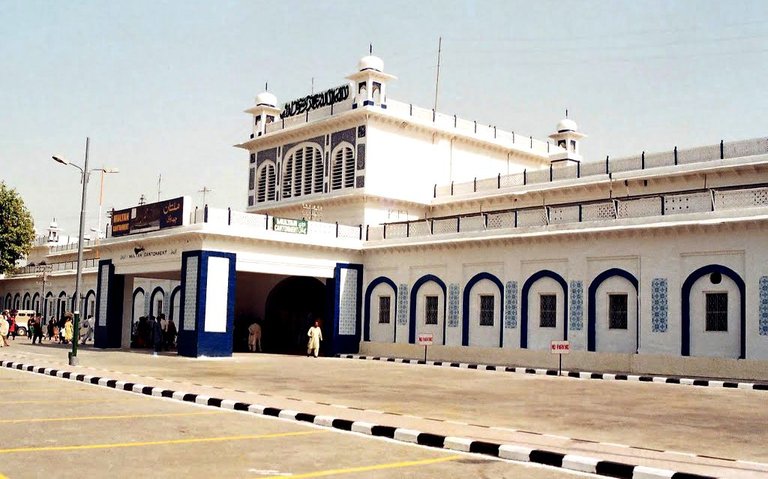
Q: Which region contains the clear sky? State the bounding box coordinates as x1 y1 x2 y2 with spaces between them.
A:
1 0 766 236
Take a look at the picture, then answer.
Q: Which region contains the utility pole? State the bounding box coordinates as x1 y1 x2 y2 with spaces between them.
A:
157 174 162 202
199 186 213 206
434 36 442 112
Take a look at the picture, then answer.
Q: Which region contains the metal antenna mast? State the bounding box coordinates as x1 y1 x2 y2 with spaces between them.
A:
433 36 442 111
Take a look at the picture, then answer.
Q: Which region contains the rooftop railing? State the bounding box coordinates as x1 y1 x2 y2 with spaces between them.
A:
434 137 768 198
367 185 768 241
12 258 99 276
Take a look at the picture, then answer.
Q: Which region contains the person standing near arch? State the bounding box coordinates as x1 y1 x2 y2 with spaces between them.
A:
306 319 323 358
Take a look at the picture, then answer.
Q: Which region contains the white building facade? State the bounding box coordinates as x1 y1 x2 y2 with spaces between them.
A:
2 55 768 378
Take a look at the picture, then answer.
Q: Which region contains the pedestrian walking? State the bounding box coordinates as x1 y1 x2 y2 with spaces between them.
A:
248 322 262 352
306 319 323 357
0 314 9 347
149 316 163 356
62 314 74 344
165 317 177 350
81 315 94 345
32 315 44 344
8 314 16 340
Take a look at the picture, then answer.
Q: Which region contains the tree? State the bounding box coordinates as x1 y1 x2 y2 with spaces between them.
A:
0 182 35 274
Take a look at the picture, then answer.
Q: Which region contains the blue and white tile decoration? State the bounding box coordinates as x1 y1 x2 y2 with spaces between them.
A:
569 280 583 331
447 283 460 327
504 281 518 328
338 268 358 335
397 284 409 326
759 276 768 336
97 266 109 327
651 278 668 333
183 257 198 331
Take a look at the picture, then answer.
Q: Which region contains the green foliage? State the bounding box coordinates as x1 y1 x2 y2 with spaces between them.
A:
0 182 36 274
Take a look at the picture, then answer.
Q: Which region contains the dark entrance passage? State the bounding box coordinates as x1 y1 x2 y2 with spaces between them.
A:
263 276 328 355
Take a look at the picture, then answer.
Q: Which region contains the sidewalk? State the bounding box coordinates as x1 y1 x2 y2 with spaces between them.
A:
2 343 767 478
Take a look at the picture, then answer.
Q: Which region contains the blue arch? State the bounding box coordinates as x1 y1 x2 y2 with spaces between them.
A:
363 276 398 342
409 274 447 344
83 290 96 318
461 272 505 347
170 286 181 323
587 268 639 352
520 270 568 349
132 287 146 320
149 286 166 318
681 264 745 358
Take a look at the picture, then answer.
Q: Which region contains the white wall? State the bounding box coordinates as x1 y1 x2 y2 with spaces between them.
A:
413 281 445 345
369 282 396 343
689 275 741 358
527 277 566 350
594 276 638 354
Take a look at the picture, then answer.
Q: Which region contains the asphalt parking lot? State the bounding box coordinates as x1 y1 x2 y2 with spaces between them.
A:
0 364 584 479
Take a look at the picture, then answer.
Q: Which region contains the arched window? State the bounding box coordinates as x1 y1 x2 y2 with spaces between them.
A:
283 144 323 198
331 144 355 191
256 162 277 203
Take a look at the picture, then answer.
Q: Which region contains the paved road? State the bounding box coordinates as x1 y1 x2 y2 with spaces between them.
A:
0 362 585 479
1 342 767 478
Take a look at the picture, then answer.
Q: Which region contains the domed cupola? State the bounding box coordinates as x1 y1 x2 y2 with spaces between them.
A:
548 111 587 164
346 49 397 110
245 85 281 138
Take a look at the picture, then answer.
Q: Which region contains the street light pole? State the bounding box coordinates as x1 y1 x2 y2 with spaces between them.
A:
70 137 90 365
53 140 118 366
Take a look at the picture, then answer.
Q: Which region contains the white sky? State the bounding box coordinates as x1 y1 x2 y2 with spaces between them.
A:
1 0 767 235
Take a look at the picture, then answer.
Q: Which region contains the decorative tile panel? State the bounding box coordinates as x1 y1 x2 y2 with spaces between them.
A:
331 128 355 150
447 283 460 327
338 268 358 335
256 147 277 167
397 284 409 326
651 278 668 333
357 125 366 138
183 257 198 331
760 276 768 336
97 266 109 327
504 281 518 328
569 280 583 331
356 176 365 188
357 144 366 170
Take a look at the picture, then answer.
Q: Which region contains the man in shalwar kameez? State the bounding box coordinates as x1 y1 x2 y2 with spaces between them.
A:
306 320 322 357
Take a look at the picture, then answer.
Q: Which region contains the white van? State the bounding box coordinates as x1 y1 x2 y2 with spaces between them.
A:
12 310 36 336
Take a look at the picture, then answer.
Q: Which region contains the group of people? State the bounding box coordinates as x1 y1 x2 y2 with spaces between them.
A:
245 318 324 357
131 314 177 355
0 310 95 347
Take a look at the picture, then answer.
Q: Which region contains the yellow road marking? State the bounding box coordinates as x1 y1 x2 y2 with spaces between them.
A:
260 455 462 478
3 398 139 405
0 430 325 454
0 388 90 393
0 410 222 424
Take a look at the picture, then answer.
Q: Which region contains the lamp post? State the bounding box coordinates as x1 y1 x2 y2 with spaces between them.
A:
53 138 119 366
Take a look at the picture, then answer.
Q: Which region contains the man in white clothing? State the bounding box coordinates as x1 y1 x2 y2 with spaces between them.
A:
306 319 323 357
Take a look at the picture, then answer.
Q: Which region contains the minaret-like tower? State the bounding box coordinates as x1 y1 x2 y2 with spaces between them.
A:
46 219 59 243
346 54 397 109
245 90 281 138
548 113 586 164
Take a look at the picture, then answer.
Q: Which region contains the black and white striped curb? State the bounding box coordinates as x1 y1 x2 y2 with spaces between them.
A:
0 359 717 479
339 354 768 392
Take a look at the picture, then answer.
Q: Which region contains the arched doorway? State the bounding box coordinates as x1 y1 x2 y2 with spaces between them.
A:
263 277 327 355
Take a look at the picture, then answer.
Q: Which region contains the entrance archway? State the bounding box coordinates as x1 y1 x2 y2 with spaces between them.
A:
264 277 327 355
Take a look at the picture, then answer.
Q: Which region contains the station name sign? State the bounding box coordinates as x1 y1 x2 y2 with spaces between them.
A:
280 84 350 119
272 217 308 235
111 197 185 237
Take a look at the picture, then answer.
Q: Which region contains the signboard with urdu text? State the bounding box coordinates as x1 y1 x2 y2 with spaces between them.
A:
111 197 185 237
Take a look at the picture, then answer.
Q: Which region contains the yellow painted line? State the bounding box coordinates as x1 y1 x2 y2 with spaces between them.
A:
0 410 222 424
260 455 462 478
0 473 7 479
0 430 325 454
3 398 139 405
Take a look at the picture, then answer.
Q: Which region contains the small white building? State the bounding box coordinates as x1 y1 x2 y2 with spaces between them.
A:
2 54 767 379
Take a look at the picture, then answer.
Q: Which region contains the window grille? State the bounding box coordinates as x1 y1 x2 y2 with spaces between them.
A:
608 294 628 329
256 163 276 203
282 157 293 198
540 294 556 328
425 295 438 325
706 293 728 332
479 295 494 326
378 296 391 324
331 145 355 190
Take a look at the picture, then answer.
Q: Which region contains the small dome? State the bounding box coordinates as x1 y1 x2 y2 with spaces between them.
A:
255 91 277 107
358 55 384 72
556 118 578 133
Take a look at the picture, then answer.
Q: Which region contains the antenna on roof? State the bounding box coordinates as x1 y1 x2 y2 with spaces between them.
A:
565 108 569 118
265 82 268 91
369 43 373 54
311 77 314 94
433 36 442 111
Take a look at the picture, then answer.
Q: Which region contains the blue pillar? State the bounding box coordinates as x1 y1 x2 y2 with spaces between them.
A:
178 251 236 358
331 263 363 355
94 259 124 348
